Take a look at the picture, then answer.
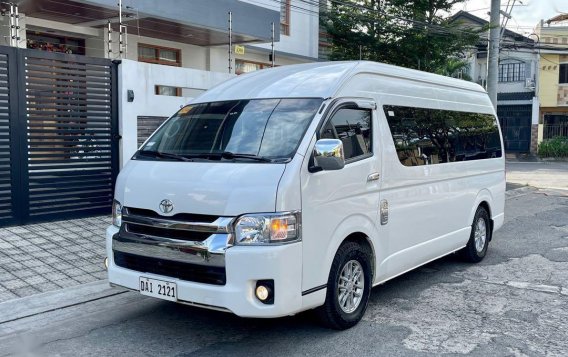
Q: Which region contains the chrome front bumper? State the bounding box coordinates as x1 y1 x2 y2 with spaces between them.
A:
112 208 235 284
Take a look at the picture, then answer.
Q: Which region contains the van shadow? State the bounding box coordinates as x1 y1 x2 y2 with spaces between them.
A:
117 254 469 354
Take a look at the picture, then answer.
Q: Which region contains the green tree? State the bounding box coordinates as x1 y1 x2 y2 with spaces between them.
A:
321 0 481 76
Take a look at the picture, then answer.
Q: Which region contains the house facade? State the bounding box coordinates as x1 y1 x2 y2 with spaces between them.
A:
535 15 568 145
1 0 319 165
452 11 539 153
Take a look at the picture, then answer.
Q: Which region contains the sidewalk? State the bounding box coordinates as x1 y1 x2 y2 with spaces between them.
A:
506 161 568 191
0 216 109 302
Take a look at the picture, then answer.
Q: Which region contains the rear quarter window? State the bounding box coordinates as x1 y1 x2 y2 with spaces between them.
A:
383 105 502 166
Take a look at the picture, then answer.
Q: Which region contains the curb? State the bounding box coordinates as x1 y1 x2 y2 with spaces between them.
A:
0 280 127 325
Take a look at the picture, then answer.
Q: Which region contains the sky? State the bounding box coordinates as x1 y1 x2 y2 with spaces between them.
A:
453 0 567 35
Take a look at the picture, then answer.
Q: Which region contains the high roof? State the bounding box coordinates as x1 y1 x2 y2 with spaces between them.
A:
192 61 484 104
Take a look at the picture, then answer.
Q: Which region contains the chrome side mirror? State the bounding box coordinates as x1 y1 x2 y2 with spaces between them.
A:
313 139 345 171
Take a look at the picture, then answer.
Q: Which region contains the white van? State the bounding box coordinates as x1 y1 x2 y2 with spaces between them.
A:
106 61 505 329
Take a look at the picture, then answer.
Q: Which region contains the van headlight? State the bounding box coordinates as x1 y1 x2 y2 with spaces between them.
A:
112 199 122 227
234 212 301 244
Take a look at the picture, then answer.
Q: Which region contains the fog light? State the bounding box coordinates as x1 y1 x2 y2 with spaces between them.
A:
256 285 269 301
255 280 274 304
104 257 108 270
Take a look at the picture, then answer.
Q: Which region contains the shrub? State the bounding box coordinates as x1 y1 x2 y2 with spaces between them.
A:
538 137 568 158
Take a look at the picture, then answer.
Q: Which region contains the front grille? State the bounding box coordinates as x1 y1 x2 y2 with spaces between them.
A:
125 223 211 242
125 207 219 223
114 250 226 285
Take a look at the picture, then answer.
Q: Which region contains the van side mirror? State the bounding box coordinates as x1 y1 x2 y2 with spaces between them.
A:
313 139 345 171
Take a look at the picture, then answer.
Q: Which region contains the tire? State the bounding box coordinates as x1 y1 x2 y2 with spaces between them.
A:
317 241 372 330
461 206 491 263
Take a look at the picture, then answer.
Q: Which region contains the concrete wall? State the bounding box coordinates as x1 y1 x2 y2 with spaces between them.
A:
472 51 537 94
539 54 560 107
106 27 314 74
498 50 537 93
241 0 319 59
85 0 280 42
106 31 209 70
118 59 235 167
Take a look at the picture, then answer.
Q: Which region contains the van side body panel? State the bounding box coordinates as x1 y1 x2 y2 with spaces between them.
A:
298 70 505 290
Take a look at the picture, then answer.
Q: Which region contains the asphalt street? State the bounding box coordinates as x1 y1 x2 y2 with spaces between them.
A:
0 188 567 356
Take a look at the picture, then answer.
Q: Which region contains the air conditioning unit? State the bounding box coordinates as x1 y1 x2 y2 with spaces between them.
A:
525 78 535 89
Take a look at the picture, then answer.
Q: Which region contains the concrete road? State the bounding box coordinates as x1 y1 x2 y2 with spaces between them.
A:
1 189 567 356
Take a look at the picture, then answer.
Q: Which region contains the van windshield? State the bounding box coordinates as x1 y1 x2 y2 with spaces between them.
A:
137 98 323 162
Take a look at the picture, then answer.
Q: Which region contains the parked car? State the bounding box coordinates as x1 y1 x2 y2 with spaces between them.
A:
106 61 505 329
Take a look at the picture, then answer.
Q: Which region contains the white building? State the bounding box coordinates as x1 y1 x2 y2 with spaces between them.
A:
4 0 319 164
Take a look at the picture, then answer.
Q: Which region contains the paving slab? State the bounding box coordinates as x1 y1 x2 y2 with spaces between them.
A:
0 216 109 303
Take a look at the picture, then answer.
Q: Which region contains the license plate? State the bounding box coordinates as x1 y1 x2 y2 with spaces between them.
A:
139 277 177 302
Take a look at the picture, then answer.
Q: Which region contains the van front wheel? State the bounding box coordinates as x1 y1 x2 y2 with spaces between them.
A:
461 206 491 263
317 241 372 330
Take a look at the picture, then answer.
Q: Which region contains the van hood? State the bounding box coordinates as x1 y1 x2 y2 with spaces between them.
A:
117 160 286 217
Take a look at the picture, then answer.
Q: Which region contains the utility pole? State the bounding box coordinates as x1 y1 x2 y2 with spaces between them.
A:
486 0 501 109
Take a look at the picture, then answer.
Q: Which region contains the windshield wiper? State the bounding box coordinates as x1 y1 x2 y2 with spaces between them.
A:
182 151 274 162
218 152 274 162
137 150 193 162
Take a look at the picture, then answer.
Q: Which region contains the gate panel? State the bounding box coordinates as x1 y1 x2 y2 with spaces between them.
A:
497 105 532 153
20 50 118 222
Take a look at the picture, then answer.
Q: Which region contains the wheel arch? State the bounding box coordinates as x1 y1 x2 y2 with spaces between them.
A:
470 189 494 240
322 211 384 283
312 213 382 292
343 232 376 281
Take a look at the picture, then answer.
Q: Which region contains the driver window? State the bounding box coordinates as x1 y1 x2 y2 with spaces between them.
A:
321 107 372 160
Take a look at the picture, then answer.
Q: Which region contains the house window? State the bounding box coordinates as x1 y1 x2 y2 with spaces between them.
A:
498 62 525 82
235 60 269 75
280 0 291 36
560 64 568 84
155 85 182 96
138 44 181 66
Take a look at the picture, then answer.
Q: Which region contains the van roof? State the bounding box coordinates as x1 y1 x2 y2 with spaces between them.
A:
191 61 485 104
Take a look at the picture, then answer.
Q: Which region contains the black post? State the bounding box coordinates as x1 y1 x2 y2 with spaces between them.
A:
110 60 120 193
15 49 30 223
6 47 21 225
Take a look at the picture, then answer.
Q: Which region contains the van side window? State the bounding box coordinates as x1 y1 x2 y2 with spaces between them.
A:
383 105 502 166
321 108 372 161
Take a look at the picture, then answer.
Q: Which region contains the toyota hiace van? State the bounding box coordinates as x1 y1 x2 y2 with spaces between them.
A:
106 61 505 329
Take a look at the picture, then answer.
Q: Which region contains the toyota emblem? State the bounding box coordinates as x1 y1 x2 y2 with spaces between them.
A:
159 199 174 214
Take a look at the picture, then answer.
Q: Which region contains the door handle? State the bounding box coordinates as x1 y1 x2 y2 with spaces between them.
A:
367 172 380 182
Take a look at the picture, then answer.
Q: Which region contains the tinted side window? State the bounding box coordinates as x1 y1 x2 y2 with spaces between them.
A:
321 108 372 161
383 105 502 166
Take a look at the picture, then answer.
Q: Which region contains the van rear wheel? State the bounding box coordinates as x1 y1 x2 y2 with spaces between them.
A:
461 206 491 263
317 241 372 330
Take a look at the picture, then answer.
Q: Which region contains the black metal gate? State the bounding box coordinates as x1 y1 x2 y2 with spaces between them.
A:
497 105 532 153
0 46 119 226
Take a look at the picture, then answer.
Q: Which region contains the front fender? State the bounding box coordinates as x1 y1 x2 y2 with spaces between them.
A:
319 213 382 287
